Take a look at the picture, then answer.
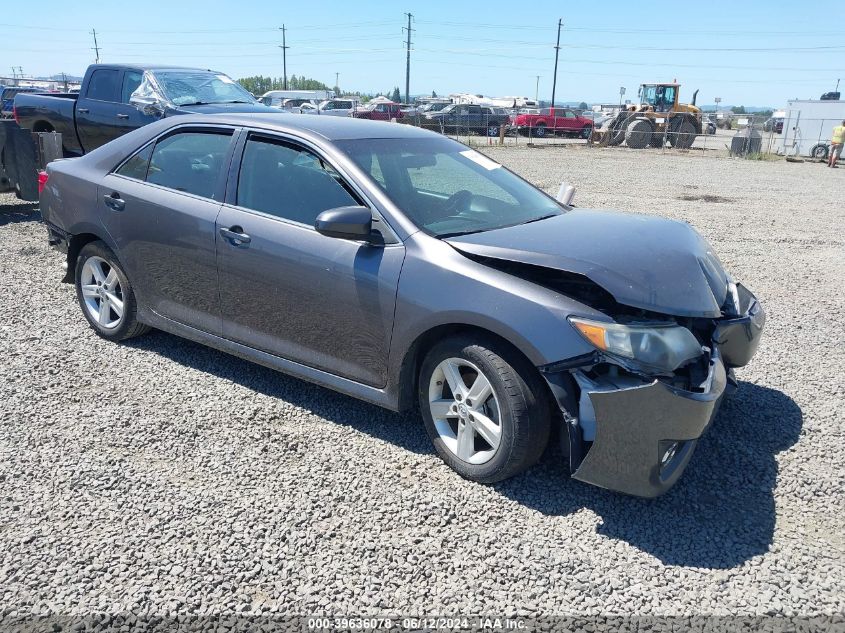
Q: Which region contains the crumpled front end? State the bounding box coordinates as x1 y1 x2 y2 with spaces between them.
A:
542 283 765 498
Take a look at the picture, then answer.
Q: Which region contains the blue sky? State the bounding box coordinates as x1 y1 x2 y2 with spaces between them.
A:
3 0 843 107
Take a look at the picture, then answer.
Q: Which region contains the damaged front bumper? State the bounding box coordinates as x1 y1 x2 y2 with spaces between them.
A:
542 285 765 498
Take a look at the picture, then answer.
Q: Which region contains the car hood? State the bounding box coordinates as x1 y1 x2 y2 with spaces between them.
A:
173 102 280 114
445 209 728 318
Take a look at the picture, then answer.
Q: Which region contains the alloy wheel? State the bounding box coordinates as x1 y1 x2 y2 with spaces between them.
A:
80 256 124 329
428 358 502 465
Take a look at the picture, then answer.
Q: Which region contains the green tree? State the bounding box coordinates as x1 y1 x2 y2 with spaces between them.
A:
731 105 746 114
391 86 401 102
431 90 438 98
578 101 588 110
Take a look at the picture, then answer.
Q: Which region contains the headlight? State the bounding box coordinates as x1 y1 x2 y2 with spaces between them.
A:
569 317 703 373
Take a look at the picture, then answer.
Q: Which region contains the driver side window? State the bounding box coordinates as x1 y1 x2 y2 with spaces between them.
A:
236 136 360 226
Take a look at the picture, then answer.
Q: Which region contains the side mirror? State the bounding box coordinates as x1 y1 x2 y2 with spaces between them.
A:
556 182 575 206
315 206 373 241
130 95 165 118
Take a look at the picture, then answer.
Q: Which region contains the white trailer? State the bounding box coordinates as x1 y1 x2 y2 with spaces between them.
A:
777 99 845 158
260 89 334 107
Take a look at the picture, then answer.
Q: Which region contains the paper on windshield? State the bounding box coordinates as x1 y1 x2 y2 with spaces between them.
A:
216 74 235 84
459 150 501 171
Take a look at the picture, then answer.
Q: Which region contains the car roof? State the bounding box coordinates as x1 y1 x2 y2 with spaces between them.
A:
175 112 437 141
88 64 226 73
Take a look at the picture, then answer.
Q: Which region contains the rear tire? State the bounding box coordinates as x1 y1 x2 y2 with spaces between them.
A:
418 336 551 483
580 125 592 139
670 120 697 149
74 241 150 342
533 123 547 138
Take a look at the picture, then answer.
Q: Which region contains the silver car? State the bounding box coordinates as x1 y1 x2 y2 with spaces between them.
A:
40 114 765 497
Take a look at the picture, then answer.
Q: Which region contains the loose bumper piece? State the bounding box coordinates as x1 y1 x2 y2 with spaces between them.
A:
543 285 765 497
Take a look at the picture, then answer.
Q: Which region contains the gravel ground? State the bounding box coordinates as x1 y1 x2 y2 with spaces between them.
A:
1 146 843 626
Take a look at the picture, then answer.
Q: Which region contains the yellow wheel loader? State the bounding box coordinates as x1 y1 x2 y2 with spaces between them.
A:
599 83 702 149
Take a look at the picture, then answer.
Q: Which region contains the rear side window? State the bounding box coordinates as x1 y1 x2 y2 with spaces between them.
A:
115 143 153 180
86 69 119 101
146 131 232 199
236 136 358 225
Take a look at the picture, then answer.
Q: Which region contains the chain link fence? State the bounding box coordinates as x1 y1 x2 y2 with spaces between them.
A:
331 103 841 161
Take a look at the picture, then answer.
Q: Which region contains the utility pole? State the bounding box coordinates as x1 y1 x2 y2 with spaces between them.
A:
335 72 340 94
10 66 17 85
91 29 100 63
279 25 289 90
535 75 540 103
61 72 68 91
550 19 562 108
403 13 414 105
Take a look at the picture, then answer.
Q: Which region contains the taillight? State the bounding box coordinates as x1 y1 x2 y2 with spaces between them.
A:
13 105 20 125
37 171 49 194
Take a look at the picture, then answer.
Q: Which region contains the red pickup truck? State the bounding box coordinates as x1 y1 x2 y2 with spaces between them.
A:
352 102 404 121
510 107 593 138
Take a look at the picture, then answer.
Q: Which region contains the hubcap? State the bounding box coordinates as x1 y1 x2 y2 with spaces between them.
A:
80 256 124 330
428 358 502 465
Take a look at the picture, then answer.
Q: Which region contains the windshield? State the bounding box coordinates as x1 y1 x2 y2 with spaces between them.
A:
153 71 255 106
336 137 564 237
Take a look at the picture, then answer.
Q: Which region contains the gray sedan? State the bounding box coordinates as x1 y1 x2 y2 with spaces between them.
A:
39 114 765 497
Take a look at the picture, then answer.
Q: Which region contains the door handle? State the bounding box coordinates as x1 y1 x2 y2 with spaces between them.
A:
103 192 125 211
219 226 251 247
116 113 129 120
78 108 89 113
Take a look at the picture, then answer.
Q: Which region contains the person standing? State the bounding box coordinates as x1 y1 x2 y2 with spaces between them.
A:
829 120 845 167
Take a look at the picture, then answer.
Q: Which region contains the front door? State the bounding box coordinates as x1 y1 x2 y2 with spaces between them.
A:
216 133 404 387
98 127 236 334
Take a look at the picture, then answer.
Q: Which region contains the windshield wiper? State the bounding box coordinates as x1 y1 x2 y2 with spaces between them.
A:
521 213 558 225
437 228 488 239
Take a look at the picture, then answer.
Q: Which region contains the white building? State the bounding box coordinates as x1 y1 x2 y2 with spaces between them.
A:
777 99 845 157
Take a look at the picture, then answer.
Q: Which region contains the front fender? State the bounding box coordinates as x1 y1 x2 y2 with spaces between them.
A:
388 236 601 379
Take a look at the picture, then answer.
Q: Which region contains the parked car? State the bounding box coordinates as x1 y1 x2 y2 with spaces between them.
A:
280 98 317 113
314 98 359 117
763 117 784 134
423 103 510 136
509 107 593 138
418 102 451 114
702 115 717 135
1 85 39 119
14 64 277 156
40 113 764 497
352 102 403 121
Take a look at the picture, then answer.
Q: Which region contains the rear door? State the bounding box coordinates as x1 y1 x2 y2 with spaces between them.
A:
76 68 123 152
215 131 404 387
98 126 237 334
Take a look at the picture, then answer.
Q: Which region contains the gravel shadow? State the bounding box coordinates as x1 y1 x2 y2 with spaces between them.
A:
495 381 803 569
123 330 435 455
0 201 40 226
125 331 801 569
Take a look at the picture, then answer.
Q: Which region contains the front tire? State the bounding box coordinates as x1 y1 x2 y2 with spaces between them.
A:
75 241 149 342
418 336 551 483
